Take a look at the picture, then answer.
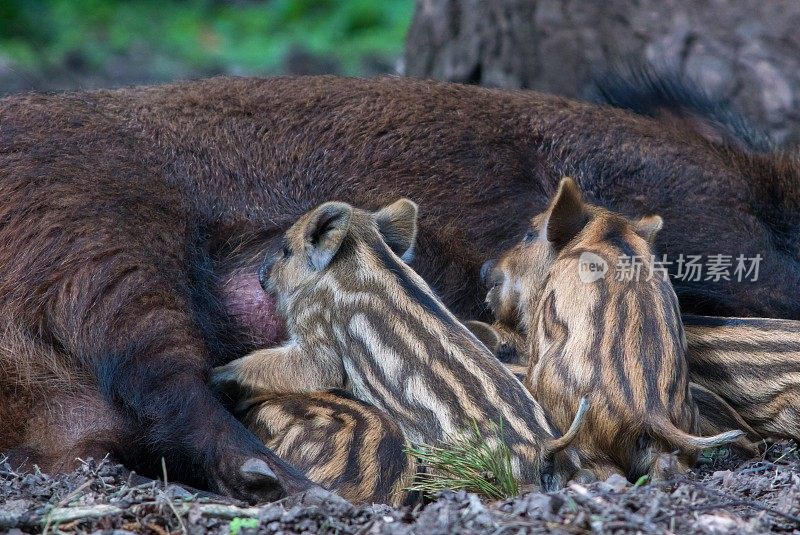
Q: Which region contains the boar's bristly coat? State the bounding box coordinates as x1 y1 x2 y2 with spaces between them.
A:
1 75 798 500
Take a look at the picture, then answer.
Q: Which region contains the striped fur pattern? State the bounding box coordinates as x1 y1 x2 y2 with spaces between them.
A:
477 328 762 455
485 177 744 481
684 315 800 441
237 390 416 506
213 199 588 490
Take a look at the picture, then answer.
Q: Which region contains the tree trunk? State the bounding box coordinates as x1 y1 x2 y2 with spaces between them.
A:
404 0 800 145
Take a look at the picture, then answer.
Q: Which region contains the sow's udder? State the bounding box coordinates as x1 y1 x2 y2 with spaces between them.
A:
221 272 288 348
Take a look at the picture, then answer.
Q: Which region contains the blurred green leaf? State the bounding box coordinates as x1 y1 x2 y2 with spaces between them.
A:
0 0 414 77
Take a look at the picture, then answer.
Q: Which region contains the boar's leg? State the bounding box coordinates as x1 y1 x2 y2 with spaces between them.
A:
0 185 316 504
63 274 315 502
6 303 314 502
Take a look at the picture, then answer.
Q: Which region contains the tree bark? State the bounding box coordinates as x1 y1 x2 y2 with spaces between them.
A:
404 0 800 145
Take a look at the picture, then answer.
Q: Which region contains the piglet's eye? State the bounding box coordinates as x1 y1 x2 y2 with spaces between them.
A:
282 241 292 257
523 230 536 244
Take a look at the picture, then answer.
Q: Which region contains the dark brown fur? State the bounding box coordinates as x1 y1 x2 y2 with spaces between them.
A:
1 76 797 498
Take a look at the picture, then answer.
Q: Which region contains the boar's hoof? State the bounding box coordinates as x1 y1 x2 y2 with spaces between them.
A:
236 458 285 503
208 456 284 504
241 458 277 480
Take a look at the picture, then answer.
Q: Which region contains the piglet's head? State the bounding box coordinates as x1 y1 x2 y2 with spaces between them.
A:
483 176 662 333
258 198 418 318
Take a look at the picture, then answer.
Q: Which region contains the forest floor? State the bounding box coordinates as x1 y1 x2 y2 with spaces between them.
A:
1 442 798 535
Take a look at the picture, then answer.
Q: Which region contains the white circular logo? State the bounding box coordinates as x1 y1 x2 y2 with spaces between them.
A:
577 252 608 283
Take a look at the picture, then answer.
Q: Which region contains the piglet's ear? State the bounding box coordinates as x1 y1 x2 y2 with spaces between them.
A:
303 202 353 271
374 198 418 262
545 177 591 248
633 215 663 244
464 320 501 353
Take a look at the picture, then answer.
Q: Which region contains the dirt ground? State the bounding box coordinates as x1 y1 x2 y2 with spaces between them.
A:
1 442 798 535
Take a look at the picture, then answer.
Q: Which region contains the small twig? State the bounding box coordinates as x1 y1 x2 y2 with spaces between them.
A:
489 521 541 535
543 519 588 534
596 519 655 532
353 518 377 535
42 479 95 535
57 480 94 508
158 490 188 535
734 461 774 476
153 457 187 534
74 458 90 469
0 499 266 531
191 503 263 519
0 504 124 530
3 456 30 476
109 480 156 500
161 457 169 488
774 446 797 465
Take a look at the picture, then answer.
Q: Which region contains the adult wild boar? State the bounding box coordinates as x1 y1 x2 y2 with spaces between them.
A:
0 75 797 502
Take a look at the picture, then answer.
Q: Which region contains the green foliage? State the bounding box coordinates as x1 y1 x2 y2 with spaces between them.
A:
405 420 520 501
0 0 414 76
228 516 259 535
